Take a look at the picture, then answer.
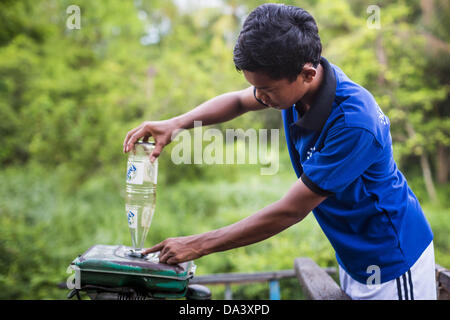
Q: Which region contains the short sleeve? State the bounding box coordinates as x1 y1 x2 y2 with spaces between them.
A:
301 126 382 195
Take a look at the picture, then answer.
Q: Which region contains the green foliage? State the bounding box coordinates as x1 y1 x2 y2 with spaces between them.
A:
323 0 450 177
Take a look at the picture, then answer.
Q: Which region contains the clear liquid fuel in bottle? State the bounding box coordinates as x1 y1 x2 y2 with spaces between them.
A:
125 142 158 258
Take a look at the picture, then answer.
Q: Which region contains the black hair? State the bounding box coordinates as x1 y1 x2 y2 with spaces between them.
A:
233 3 322 82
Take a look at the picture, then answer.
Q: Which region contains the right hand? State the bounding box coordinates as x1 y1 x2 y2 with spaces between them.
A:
123 119 178 162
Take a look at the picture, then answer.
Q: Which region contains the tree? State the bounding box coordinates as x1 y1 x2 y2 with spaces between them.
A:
321 0 449 202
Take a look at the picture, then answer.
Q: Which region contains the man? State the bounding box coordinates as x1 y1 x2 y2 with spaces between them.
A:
123 4 436 300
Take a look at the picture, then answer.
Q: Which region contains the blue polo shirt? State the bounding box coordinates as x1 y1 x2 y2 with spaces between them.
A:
281 57 433 284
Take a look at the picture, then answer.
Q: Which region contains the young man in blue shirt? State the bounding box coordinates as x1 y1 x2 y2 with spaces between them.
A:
123 4 436 299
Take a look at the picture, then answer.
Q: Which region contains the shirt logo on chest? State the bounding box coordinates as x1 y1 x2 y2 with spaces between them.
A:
376 105 389 126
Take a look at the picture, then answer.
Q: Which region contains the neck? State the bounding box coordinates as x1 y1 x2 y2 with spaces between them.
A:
300 63 323 108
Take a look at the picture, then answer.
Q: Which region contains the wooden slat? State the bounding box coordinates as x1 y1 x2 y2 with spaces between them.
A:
436 264 450 300
190 269 296 285
294 257 350 300
436 264 450 291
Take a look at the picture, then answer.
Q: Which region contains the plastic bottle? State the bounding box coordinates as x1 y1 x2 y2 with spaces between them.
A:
125 142 158 254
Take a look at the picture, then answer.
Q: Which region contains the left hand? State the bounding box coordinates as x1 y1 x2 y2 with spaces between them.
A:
143 236 205 265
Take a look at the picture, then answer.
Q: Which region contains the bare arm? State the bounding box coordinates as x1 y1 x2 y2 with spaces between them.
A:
172 86 268 130
123 86 266 159
144 179 327 264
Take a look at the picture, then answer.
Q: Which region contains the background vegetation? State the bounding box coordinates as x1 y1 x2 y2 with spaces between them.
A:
0 0 448 299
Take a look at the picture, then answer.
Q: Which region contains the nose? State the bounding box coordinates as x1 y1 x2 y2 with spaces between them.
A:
256 90 268 102
253 87 270 107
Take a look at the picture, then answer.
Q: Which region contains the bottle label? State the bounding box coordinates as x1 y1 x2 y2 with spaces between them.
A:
126 205 138 229
126 161 144 185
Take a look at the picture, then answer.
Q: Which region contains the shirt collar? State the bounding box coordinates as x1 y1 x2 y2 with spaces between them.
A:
293 56 337 131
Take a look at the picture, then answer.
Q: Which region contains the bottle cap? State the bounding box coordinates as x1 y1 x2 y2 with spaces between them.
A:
133 141 155 155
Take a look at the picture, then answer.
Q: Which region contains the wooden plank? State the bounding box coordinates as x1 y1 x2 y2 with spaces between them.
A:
190 269 296 285
436 264 450 300
294 257 350 300
436 264 450 291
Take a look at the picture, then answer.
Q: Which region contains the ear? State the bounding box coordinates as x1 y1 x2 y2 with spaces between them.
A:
300 64 317 83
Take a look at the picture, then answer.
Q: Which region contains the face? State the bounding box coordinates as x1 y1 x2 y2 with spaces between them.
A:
243 66 316 110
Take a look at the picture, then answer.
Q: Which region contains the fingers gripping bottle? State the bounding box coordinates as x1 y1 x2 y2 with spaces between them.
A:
125 142 158 257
